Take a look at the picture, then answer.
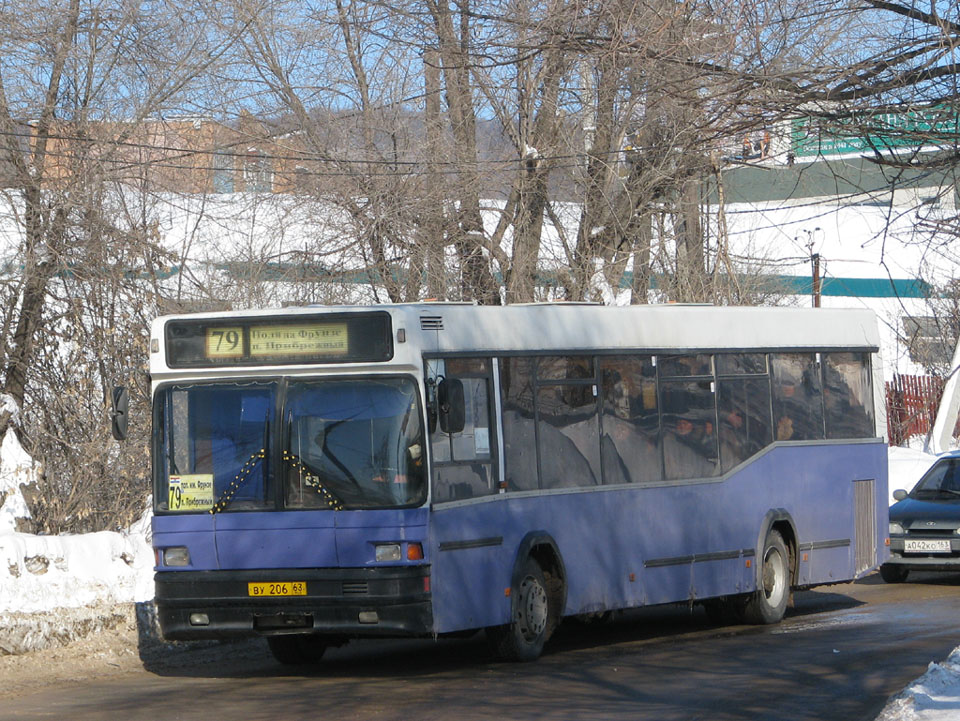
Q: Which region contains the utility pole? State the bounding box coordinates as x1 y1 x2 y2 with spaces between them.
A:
811 252 821 307
800 227 822 307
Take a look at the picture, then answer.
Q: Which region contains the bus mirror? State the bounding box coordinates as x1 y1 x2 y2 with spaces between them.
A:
438 378 465 434
111 386 129 441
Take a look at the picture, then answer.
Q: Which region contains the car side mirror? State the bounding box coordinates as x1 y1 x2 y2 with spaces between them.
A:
892 489 908 502
111 386 129 441
438 378 465 434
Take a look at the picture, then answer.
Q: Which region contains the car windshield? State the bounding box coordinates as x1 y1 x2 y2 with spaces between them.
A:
910 458 960 499
284 378 426 509
154 376 426 512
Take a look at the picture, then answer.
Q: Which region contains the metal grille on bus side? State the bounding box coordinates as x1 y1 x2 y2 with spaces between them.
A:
853 479 876 575
420 316 443 331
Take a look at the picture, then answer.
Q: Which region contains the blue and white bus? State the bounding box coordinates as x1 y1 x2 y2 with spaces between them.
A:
145 303 888 663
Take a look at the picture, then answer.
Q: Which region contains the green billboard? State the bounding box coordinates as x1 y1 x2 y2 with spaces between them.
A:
791 109 960 157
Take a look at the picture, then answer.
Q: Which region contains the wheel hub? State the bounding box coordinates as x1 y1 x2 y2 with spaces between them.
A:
516 575 548 641
762 547 786 602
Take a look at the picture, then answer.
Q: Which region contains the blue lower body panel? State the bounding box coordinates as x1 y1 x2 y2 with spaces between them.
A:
428 442 887 633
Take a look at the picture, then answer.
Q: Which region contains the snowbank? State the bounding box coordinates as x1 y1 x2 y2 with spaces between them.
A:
0 504 155 654
876 647 960 721
0 525 154 613
0 408 154 654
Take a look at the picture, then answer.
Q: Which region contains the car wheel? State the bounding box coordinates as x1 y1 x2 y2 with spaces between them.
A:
742 530 790 625
267 635 328 665
879 563 910 583
488 558 555 662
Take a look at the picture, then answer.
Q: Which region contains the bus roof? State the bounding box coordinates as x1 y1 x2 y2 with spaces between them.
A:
405 303 880 354
151 303 880 374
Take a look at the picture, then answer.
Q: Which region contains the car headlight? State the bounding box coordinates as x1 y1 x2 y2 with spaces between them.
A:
889 522 905 535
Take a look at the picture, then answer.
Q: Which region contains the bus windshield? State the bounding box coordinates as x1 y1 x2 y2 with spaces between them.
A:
156 381 275 513
284 378 426 509
154 377 426 512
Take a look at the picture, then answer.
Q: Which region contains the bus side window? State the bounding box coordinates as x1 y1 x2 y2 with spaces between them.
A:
599 356 662 484
500 357 539 491
716 353 772 474
535 355 600 489
660 378 720 481
822 352 875 439
717 376 772 472
429 358 497 502
771 354 825 441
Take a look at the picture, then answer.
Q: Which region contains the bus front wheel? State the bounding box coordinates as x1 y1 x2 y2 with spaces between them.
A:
267 634 328 665
488 557 554 662
742 530 790 625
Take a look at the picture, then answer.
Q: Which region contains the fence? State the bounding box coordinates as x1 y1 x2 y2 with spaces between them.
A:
886 374 946 446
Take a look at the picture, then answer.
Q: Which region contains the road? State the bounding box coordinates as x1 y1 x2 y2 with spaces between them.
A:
3 572 960 720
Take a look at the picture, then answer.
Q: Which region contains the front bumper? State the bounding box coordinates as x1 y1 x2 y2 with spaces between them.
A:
156 566 432 641
886 536 960 571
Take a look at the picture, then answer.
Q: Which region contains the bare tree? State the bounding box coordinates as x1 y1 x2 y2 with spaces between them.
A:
0 0 242 531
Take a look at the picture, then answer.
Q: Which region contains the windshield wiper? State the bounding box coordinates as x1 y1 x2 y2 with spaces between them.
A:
284 411 356 510
210 449 265 513
212 409 270 514
285 453 349 509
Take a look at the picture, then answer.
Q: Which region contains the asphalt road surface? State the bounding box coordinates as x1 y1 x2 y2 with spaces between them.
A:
4 571 960 721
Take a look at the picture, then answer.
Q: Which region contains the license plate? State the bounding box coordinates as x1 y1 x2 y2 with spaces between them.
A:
248 581 307 597
904 539 952 554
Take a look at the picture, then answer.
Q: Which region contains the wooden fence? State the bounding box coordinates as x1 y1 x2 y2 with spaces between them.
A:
885 374 947 446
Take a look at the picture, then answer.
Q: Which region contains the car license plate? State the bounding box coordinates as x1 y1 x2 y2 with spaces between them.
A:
904 539 952 554
248 581 307 597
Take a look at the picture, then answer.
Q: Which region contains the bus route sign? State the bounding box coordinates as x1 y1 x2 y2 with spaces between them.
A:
249 323 348 357
166 311 391 367
168 474 214 511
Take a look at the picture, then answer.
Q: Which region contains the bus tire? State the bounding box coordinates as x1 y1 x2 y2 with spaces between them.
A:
487 557 553 662
879 563 909 583
742 530 790 625
267 634 328 665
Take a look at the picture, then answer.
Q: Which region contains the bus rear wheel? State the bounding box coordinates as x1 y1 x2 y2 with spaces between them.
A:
488 558 554 662
267 634 328 665
742 530 790 625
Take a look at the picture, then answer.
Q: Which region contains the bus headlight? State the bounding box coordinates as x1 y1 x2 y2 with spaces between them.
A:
162 546 191 566
889 522 904 536
375 544 402 562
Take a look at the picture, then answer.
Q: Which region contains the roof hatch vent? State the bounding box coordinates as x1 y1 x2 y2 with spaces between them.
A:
420 315 444 331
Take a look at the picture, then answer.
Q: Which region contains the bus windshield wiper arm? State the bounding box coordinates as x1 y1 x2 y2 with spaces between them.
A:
290 455 349 508
317 416 365 495
213 410 271 514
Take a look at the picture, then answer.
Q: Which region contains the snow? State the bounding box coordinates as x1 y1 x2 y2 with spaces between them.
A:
0 525 154 613
0 405 155 614
876 649 960 721
887 445 940 504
